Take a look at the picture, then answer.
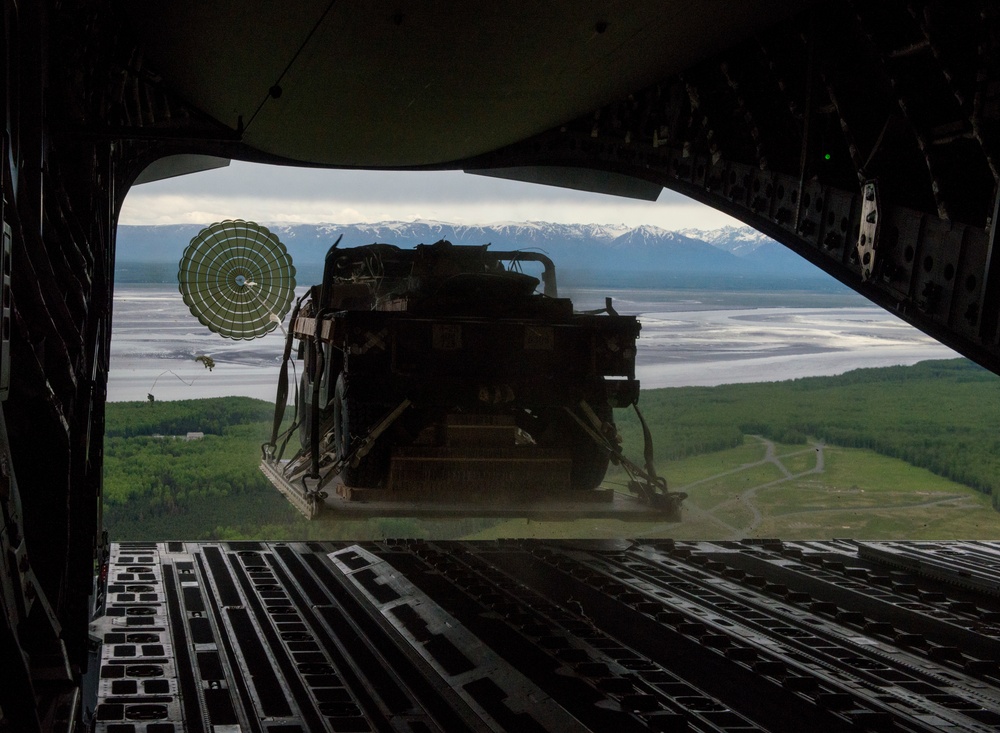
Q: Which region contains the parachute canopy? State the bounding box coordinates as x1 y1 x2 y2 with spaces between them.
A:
178 220 296 340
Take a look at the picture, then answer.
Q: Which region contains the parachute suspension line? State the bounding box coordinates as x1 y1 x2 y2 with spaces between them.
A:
273 358 299 461
627 401 674 506
308 308 331 479
632 402 662 489
265 295 305 449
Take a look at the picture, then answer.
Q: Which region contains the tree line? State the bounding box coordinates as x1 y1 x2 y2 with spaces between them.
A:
105 397 275 438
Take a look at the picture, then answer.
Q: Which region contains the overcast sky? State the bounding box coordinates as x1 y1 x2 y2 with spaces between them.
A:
119 160 743 230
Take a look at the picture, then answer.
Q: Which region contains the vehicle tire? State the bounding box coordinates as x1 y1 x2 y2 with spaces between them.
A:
532 398 614 491
565 399 613 491
333 374 391 488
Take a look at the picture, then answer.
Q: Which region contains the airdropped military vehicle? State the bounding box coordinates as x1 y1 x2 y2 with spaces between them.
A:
257 237 683 519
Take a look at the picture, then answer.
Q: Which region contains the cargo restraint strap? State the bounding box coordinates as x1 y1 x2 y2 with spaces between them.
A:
308 234 346 477
330 398 412 477
565 400 686 511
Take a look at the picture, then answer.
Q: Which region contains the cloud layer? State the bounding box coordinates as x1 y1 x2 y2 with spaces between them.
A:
120 161 742 230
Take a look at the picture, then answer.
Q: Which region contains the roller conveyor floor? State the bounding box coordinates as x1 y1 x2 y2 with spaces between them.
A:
90 539 1000 732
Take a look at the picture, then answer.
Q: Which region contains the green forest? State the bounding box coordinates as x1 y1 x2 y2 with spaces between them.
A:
102 398 303 539
613 358 1000 506
103 358 1000 540
103 397 498 540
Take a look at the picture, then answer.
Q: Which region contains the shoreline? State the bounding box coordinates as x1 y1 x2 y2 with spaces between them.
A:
108 284 959 402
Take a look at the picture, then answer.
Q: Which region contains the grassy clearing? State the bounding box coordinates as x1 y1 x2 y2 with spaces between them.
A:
466 437 1000 541
773 446 819 475
649 438 767 486
815 447 967 494
680 462 787 510
712 500 756 529
752 498 996 541
754 446 966 516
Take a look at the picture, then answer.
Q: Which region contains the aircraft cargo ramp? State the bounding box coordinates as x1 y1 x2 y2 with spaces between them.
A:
91 539 1000 732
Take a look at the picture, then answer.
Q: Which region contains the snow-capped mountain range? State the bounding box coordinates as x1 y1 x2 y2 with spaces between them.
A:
678 225 776 256
115 220 829 284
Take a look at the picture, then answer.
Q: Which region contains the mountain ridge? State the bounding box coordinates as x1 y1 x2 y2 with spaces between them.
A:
114 220 833 283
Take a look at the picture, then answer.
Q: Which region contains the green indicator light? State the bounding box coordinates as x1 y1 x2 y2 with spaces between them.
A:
824 153 831 160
